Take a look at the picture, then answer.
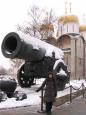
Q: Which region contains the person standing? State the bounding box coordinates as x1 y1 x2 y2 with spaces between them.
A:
36 71 57 114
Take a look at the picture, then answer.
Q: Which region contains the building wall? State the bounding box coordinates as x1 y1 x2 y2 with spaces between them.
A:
77 38 84 79
58 22 64 36
80 31 86 41
57 36 71 49
63 23 79 34
57 35 85 80
70 38 75 79
70 37 84 80
64 52 71 70
45 37 57 46
58 22 79 37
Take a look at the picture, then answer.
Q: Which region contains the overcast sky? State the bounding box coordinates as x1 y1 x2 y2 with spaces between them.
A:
0 0 86 68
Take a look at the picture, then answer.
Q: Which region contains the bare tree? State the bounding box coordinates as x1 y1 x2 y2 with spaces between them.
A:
17 5 57 40
14 6 57 68
17 5 44 39
8 59 24 76
43 9 57 24
0 66 7 75
40 9 57 40
10 59 24 68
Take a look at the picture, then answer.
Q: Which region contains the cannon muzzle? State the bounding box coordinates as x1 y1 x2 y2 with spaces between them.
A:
1 32 46 61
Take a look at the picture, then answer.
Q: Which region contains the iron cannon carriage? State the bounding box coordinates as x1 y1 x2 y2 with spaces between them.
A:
1 32 70 90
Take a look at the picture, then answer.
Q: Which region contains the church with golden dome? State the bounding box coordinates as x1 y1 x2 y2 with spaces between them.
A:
46 2 86 80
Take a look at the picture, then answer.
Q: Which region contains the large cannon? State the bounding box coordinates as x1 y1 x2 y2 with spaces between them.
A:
1 32 70 90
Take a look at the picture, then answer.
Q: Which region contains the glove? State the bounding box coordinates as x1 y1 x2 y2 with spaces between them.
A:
55 93 57 97
36 89 39 92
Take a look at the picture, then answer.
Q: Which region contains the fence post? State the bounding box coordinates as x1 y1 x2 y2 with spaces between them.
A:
37 88 44 113
82 83 85 98
41 88 44 111
70 85 72 103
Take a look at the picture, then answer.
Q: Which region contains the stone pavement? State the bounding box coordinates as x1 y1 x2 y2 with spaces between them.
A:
53 96 86 115
0 96 86 115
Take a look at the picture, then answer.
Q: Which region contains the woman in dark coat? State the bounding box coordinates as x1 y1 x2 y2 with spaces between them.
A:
36 71 57 113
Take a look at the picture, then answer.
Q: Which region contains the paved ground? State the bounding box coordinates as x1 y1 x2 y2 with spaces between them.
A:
0 96 86 115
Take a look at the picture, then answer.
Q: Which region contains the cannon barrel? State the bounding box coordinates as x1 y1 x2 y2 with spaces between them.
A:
1 32 64 61
1 32 46 61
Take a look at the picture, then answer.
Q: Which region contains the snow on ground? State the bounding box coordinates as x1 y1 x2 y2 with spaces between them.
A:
0 78 86 109
58 79 86 98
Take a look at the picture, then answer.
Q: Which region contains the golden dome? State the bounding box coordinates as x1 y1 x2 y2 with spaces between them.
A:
58 16 65 23
64 15 79 24
40 24 54 31
79 25 86 32
58 15 79 24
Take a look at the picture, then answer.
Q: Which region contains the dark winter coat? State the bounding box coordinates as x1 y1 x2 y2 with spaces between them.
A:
37 75 57 102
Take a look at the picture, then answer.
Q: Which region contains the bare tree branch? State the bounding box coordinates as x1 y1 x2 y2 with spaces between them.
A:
17 5 57 40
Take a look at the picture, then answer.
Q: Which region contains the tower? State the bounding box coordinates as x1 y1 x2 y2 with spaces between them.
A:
57 1 79 37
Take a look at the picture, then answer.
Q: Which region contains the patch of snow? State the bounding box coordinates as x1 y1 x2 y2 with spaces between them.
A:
53 59 67 76
0 77 85 109
53 59 65 70
0 94 41 109
56 69 67 76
